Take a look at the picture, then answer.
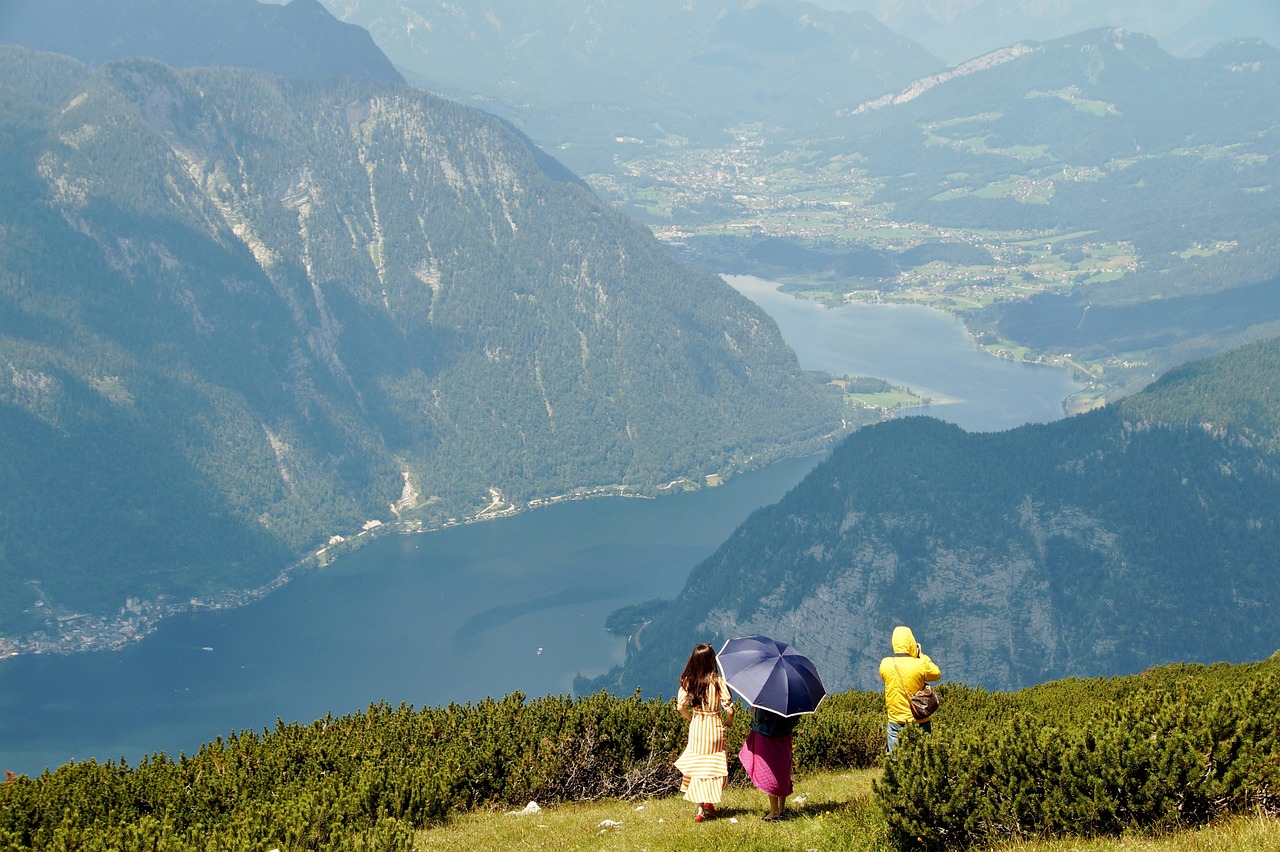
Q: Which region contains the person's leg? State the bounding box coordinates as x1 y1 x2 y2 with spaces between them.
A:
767 794 783 818
887 720 904 752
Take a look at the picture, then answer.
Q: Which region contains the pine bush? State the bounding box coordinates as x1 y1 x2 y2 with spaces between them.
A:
873 658 1280 849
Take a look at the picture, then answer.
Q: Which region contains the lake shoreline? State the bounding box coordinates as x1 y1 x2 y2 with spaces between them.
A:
0 440 848 661
1 283 1081 661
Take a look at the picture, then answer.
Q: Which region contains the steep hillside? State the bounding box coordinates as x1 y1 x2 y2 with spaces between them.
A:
0 48 845 648
0 0 403 83
593 336 1280 695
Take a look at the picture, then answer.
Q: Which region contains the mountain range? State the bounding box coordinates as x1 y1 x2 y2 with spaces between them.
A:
316 0 944 171
831 30 1280 243
15 0 1276 402
820 0 1280 64
820 29 1280 391
0 46 845 646
592 335 1280 695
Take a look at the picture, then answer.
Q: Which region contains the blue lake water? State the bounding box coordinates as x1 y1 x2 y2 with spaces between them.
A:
0 455 823 776
725 275 1083 432
0 281 1082 776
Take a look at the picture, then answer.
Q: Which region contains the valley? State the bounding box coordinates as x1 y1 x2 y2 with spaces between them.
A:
3 2 1280 845
587 126 1185 411
4 7 1275 662
574 31 1280 413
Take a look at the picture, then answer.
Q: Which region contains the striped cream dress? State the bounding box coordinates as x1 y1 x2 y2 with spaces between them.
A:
673 676 731 804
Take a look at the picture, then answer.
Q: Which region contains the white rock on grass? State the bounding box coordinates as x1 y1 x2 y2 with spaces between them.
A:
505 801 541 816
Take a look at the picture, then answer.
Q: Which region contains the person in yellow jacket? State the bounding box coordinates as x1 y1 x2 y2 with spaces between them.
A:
878 625 941 752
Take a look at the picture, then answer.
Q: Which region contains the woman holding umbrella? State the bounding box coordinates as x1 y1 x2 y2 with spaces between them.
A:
674 643 735 821
718 635 826 822
740 706 799 820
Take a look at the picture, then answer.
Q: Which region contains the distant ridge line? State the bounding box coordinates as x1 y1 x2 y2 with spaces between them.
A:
847 43 1040 114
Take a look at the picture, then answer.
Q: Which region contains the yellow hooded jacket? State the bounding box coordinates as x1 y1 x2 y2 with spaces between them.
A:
878 626 941 724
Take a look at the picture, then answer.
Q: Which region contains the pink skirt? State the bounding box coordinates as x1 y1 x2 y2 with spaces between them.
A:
739 730 793 797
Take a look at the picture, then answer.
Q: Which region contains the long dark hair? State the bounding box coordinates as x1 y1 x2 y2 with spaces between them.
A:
680 643 720 710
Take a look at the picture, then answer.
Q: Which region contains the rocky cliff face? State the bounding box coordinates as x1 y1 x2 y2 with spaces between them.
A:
692 500 1125 691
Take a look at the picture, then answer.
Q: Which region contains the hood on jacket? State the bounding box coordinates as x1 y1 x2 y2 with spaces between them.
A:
892 625 918 657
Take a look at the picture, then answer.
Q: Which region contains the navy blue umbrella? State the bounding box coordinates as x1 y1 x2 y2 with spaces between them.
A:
717 635 826 717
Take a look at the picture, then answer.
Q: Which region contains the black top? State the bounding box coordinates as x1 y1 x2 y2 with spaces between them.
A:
750 707 800 737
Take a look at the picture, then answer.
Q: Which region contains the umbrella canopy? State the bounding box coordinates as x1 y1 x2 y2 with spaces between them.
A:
717 635 826 717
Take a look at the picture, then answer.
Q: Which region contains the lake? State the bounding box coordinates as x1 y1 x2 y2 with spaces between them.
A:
724 275 1082 432
0 455 823 776
0 280 1082 776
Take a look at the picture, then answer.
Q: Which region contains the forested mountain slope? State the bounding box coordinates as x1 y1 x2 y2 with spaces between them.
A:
0 47 844 647
593 336 1280 695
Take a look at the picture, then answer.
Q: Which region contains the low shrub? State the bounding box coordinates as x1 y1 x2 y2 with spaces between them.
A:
873 658 1280 850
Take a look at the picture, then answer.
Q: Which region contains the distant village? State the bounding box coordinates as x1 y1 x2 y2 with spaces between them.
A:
0 576 291 660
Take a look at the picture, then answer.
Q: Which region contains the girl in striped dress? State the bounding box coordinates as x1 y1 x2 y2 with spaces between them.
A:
673 643 735 821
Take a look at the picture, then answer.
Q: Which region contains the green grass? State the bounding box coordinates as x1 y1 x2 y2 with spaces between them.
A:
846 391 924 409
413 768 1280 851
415 769 888 850
1027 86 1118 117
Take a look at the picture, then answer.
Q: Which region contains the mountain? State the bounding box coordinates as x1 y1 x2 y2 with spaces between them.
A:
818 0 1280 65
0 0 403 83
835 30 1279 245
800 29 1280 393
0 47 846 649
315 0 944 171
592 335 1280 696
